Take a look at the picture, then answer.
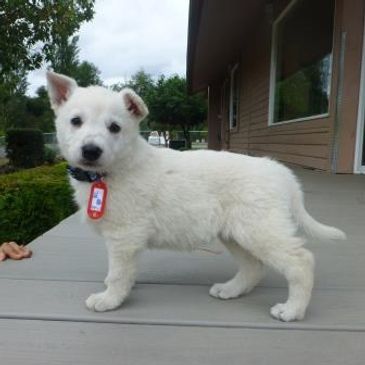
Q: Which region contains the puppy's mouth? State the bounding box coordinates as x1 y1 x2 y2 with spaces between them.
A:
78 159 104 171
81 160 98 167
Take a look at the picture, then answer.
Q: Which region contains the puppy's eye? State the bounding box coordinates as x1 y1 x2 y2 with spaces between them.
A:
108 122 121 134
71 117 82 127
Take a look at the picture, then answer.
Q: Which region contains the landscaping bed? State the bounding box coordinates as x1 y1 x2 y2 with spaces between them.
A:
0 163 77 244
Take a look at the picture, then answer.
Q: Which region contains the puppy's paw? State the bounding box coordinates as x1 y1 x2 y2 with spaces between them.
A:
85 291 124 312
270 302 305 322
209 282 244 300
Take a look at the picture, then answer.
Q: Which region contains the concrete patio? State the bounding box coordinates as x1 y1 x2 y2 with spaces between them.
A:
0 168 364 364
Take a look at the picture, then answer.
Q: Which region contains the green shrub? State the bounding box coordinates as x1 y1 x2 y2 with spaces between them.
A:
0 163 77 244
44 145 57 164
6 128 45 168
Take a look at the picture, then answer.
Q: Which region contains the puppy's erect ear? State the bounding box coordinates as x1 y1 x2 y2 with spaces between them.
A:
120 88 149 123
46 71 77 112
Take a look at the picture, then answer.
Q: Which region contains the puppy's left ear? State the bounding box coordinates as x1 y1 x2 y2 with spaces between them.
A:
120 88 149 123
46 71 78 113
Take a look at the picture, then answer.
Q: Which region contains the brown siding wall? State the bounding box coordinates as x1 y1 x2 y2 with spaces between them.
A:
216 0 364 172
207 82 222 150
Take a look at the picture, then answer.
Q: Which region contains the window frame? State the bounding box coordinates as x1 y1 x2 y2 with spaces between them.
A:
268 0 334 126
229 63 239 130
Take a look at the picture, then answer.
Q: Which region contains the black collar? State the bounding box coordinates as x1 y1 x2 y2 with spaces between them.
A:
67 165 106 183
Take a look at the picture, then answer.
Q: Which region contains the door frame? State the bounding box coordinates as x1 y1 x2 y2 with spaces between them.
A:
354 15 365 173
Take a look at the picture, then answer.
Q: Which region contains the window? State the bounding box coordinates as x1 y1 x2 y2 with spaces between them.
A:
269 0 335 125
229 64 239 129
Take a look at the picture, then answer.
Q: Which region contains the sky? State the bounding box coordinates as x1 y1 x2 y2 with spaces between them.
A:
27 0 189 95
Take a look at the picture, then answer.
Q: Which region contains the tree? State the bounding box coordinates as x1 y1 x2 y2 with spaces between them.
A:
74 61 102 87
0 37 102 135
0 69 29 134
148 76 207 148
0 1 95 81
1 86 54 132
50 35 80 76
26 86 55 132
50 35 102 87
0 1 95 134
111 69 155 130
111 71 207 147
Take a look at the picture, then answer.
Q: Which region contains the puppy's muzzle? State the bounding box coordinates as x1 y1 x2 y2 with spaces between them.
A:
82 144 103 162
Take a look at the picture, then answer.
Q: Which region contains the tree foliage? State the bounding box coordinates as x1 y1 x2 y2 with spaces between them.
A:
111 70 155 130
111 71 207 147
0 0 96 134
75 60 102 87
0 34 101 134
50 35 80 76
0 69 29 135
1 86 54 133
0 0 95 80
50 35 102 87
148 75 207 148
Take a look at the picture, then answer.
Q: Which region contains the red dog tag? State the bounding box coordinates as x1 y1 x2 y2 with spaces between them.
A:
87 180 108 219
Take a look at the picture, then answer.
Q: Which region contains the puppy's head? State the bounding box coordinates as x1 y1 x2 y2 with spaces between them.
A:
46 71 148 172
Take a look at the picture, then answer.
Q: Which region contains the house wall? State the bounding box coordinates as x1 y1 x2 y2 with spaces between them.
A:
212 0 364 172
207 82 222 150
335 0 365 172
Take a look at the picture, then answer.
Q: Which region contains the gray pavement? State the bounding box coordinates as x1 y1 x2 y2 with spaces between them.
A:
0 168 364 364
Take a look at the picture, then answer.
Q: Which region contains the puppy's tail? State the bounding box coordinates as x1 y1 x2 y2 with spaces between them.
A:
290 183 346 241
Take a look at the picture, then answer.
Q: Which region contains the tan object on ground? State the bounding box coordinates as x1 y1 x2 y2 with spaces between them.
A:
0 242 32 262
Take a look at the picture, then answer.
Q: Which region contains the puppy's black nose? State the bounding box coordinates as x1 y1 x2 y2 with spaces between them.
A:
82 144 103 162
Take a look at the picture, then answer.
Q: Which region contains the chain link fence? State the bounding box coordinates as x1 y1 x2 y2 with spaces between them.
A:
141 130 208 149
43 133 58 145
0 130 208 158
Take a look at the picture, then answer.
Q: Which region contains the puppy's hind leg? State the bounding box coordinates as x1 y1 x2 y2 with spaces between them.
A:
209 241 264 299
230 223 314 321
266 240 314 322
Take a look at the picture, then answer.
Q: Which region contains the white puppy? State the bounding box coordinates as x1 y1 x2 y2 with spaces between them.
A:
47 71 345 322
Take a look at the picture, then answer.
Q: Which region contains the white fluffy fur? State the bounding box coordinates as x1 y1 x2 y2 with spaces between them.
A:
47 71 346 321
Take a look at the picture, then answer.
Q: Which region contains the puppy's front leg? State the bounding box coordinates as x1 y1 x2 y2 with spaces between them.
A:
86 239 142 312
